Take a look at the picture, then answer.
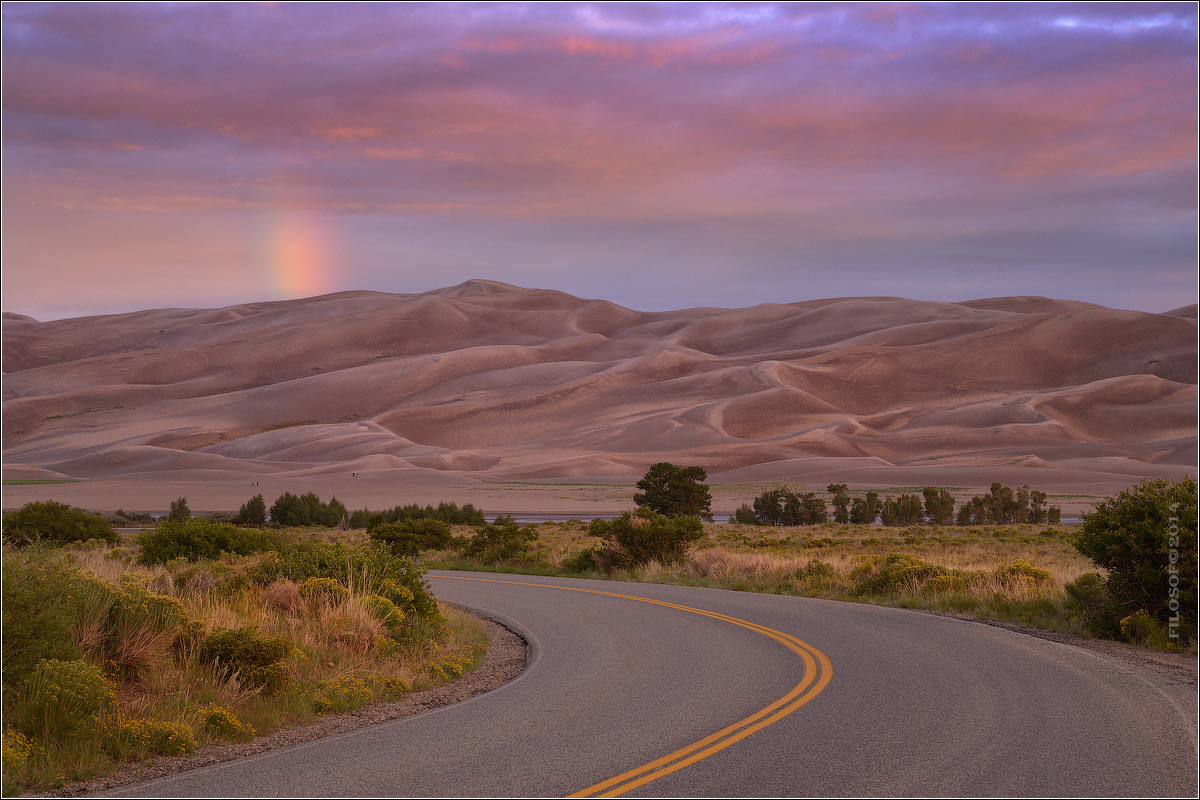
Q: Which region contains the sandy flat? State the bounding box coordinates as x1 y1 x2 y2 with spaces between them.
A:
3 281 1195 515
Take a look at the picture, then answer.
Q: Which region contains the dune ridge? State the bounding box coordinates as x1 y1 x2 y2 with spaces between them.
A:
3 280 1195 492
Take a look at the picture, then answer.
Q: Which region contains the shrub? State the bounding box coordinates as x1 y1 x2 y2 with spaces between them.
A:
355 502 486 529
247 541 440 624
14 659 117 741
460 517 539 564
587 511 704 569
992 559 1053 589
851 553 949 595
2 549 87 689
298 577 350 607
108 717 197 758
363 594 404 630
1074 477 1197 642
198 627 292 692
923 574 971 594
269 492 347 527
371 675 412 700
197 704 255 742
313 677 372 713
369 518 452 557
136 518 276 565
2 728 38 793
1064 572 1122 637
2 501 119 547
75 576 194 678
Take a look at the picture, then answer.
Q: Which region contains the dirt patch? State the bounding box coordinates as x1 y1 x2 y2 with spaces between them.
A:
33 617 528 797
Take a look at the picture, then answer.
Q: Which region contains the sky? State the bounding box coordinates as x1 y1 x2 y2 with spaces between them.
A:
2 2 1197 321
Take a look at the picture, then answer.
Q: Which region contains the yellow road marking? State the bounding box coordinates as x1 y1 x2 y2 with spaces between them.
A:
433 575 834 798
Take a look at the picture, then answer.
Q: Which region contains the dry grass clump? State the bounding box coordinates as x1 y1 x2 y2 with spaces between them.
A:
2 541 489 796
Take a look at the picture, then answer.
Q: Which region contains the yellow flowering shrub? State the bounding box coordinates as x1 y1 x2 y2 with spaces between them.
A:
109 717 197 757
17 659 117 740
313 677 372 713
197 705 255 743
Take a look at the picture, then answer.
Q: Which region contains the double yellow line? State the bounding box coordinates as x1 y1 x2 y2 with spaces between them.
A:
435 575 833 798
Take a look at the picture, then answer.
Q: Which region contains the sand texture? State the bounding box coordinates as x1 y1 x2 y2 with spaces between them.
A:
3 281 1196 511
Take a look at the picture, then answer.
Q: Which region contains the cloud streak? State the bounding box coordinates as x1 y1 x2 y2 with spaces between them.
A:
2 2 1196 319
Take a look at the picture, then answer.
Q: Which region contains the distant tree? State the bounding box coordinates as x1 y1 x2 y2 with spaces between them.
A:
828 484 851 524
880 494 924 526
233 494 266 527
849 491 881 525
922 487 956 525
730 504 757 525
168 497 191 522
633 462 713 521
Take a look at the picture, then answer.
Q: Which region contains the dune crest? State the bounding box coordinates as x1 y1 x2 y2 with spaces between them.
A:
3 282 1195 488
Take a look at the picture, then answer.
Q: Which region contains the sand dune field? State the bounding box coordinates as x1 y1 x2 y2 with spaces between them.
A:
3 280 1195 514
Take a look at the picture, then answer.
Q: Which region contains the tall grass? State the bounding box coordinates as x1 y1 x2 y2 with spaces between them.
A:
1 541 490 796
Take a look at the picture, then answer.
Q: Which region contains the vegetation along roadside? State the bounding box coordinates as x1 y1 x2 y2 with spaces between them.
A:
2 467 1194 794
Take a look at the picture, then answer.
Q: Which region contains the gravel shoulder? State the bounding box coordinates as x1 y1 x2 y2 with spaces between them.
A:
35 617 528 798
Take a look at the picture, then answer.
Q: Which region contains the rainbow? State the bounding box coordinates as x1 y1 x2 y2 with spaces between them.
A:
267 208 335 298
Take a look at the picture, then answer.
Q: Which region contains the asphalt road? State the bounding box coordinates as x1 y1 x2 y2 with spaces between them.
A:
106 573 1197 797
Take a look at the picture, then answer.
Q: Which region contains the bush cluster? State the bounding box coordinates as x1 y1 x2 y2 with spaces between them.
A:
2 501 119 547
351 501 486 529
2 550 87 689
369 518 453 557
136 518 277 565
586 511 704 570
1073 477 1197 644
269 492 347 528
459 516 539 564
198 626 292 692
197 704 255 743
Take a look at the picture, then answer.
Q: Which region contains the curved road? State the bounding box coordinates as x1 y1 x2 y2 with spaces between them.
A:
107 573 1196 797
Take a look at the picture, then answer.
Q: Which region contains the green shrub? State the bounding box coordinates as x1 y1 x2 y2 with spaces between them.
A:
136 518 277 565
993 559 1053 589
198 627 292 692
923 574 971 594
14 659 118 741
369 518 452 557
197 704 255 742
851 553 949 595
1064 572 1122 637
298 577 350 606
363 594 403 630
1 549 87 689
2 501 118 547
587 511 704 569
460 517 539 564
1074 477 1197 642
269 492 347 527
355 502 486 529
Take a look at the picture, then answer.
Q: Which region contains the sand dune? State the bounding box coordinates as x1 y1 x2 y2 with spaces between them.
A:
3 280 1195 505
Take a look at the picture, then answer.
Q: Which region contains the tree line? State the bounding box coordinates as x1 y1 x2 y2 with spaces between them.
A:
732 482 1061 526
